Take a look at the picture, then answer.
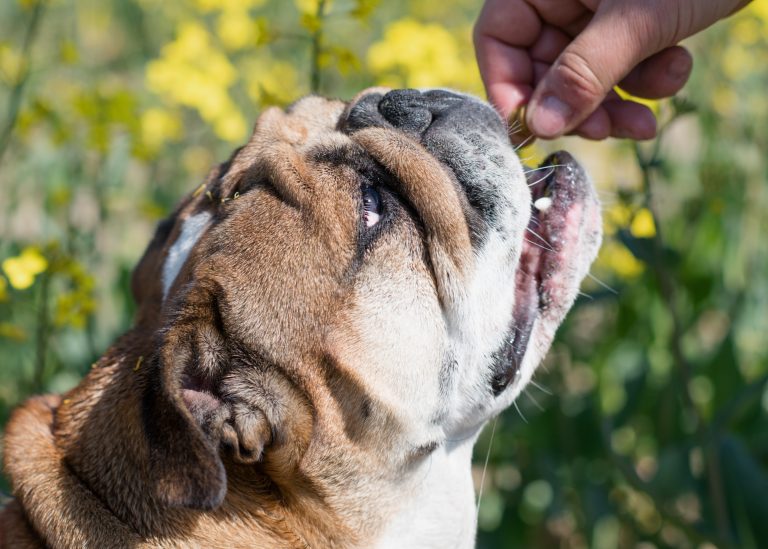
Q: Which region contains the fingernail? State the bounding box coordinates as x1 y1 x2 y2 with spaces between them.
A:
529 96 573 138
668 55 692 80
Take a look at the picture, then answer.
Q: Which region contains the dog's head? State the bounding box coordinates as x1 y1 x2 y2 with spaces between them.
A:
132 89 601 512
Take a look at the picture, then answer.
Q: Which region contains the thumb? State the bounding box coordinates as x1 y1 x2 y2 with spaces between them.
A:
526 2 665 138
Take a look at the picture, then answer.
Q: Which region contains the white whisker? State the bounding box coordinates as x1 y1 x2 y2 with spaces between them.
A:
587 272 619 295
525 390 545 411
528 379 552 395
513 400 528 423
475 417 498 519
526 227 554 250
524 238 552 252
514 134 536 151
527 170 556 188
524 163 564 174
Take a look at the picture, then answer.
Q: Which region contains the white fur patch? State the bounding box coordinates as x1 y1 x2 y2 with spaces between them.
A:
373 437 478 549
162 212 211 299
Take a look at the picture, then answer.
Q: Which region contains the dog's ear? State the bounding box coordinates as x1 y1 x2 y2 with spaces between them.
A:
142 281 234 510
131 212 177 326
131 151 242 326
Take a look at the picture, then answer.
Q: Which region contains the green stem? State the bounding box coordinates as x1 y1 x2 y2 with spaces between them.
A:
33 269 51 392
710 373 768 433
309 0 327 94
634 130 733 544
0 0 46 168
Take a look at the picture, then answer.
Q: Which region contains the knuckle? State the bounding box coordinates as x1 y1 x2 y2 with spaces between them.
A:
553 50 607 106
618 0 676 54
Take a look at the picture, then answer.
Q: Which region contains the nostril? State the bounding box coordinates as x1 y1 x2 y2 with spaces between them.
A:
378 89 433 135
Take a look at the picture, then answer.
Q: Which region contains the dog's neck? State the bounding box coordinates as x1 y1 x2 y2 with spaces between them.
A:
3 329 481 548
371 439 479 549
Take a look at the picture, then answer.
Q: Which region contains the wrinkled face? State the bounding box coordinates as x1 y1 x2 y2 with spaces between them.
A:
134 89 601 476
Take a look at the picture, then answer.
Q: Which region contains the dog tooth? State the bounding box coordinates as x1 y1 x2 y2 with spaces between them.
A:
533 197 552 212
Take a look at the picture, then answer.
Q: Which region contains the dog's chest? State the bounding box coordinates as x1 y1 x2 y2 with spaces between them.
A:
371 438 477 549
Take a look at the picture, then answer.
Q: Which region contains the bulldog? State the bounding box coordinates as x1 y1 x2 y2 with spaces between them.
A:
0 88 601 548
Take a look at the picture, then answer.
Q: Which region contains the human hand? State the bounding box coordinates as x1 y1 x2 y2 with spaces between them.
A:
474 0 752 141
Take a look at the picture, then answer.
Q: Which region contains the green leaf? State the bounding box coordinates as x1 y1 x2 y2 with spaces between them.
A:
719 434 768 546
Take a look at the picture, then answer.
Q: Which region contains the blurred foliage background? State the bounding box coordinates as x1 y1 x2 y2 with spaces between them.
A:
0 0 766 547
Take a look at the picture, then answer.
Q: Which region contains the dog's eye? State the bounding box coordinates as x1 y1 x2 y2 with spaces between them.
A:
362 186 382 228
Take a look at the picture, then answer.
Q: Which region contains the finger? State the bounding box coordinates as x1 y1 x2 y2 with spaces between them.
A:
530 24 571 65
569 96 657 141
526 0 592 34
525 1 664 139
475 0 542 47
488 80 534 120
602 99 657 140
619 46 693 99
474 0 542 118
572 107 611 140
475 37 534 118
532 61 549 86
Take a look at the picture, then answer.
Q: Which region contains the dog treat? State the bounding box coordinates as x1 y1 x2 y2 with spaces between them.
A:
533 196 553 212
508 104 535 144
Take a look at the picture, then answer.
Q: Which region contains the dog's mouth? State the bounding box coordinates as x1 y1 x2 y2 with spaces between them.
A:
491 151 601 395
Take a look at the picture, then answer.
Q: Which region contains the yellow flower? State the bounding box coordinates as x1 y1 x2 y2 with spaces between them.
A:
214 108 248 142
140 108 182 152
630 208 656 238
747 1 768 25
182 145 215 177
721 41 754 81
596 240 644 279
0 42 22 83
196 0 265 13
294 0 332 15
367 19 482 93
0 322 26 342
518 143 547 168
730 17 761 46
216 10 255 51
2 247 48 290
711 86 738 116
146 20 247 142
604 203 632 235
52 259 97 329
54 290 96 329
59 40 79 65
245 58 301 107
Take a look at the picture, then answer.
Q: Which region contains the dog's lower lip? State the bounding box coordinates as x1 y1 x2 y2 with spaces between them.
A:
492 151 592 395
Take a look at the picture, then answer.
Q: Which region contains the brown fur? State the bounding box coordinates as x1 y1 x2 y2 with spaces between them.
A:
1 94 481 547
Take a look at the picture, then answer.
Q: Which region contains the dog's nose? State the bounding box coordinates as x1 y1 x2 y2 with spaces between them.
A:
341 88 502 139
377 89 465 135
